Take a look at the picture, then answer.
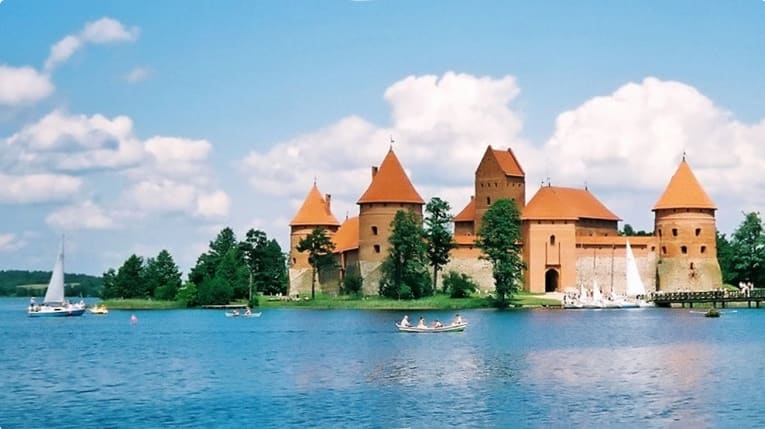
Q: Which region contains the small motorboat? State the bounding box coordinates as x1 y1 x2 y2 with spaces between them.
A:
89 304 109 315
395 322 467 333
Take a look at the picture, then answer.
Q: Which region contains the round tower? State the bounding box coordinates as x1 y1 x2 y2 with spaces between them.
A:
356 147 424 291
653 158 721 291
288 183 340 282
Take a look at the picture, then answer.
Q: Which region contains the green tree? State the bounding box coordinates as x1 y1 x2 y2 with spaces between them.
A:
379 209 432 299
729 212 765 287
296 227 336 299
189 227 238 286
424 197 456 294
101 268 118 299
113 255 145 299
477 198 525 306
716 230 735 285
149 250 183 300
175 281 198 307
443 271 478 298
241 229 288 298
341 262 363 295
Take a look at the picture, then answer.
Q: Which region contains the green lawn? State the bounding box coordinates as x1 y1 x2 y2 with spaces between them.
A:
99 298 185 309
259 292 561 310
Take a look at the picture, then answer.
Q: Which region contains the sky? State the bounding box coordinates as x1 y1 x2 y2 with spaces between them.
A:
1 1 764 276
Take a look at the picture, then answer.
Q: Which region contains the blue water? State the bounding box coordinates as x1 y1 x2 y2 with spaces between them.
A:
2 298 765 428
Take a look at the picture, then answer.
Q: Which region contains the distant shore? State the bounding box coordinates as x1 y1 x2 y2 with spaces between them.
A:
99 292 561 310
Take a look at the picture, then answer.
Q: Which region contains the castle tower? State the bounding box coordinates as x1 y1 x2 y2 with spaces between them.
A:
653 158 721 291
288 183 340 295
474 146 525 234
356 147 424 293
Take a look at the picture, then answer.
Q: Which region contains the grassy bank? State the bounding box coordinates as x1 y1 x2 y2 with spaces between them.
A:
98 292 561 311
99 298 185 310
259 292 561 310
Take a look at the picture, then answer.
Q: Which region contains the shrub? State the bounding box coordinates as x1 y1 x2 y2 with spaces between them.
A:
443 271 478 298
341 263 363 295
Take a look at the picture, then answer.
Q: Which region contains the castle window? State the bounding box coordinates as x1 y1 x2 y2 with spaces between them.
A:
550 235 556 245
681 245 687 254
672 228 678 237
658 229 662 237
371 226 378 235
650 246 656 252
690 262 695 270
495 182 498 187
662 246 667 255
292 257 296 264
373 244 381 253
701 245 707 254
695 228 701 236
487 197 491 205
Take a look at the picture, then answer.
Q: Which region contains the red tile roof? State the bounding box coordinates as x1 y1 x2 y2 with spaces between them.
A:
454 197 475 222
653 160 715 210
492 147 525 177
289 184 340 227
522 186 620 221
357 147 424 204
333 216 359 253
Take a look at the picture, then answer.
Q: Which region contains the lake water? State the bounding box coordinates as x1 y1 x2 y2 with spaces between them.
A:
2 297 765 428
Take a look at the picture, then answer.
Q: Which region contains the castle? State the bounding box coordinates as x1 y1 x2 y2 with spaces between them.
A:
288 145 722 296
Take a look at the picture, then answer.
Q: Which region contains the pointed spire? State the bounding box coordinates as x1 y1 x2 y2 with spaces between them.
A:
653 159 715 210
357 147 424 204
289 183 340 226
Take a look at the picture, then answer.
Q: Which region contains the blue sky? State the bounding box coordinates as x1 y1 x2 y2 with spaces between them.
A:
1 1 764 275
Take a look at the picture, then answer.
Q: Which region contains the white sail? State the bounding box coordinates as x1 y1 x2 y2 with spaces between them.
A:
43 239 65 304
625 240 645 297
592 279 602 302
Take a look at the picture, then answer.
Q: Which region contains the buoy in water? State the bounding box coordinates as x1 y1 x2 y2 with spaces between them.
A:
130 314 138 324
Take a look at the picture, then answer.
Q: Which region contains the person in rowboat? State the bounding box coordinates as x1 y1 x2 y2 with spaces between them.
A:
399 314 410 327
416 316 426 328
453 313 464 326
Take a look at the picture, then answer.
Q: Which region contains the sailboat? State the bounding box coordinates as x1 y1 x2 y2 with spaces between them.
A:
623 240 653 308
28 238 86 317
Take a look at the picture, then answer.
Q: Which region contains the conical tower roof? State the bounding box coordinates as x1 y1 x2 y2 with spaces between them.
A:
357 147 424 204
289 184 340 227
653 159 715 211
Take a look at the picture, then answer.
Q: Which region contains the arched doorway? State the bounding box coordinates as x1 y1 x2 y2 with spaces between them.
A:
545 269 559 293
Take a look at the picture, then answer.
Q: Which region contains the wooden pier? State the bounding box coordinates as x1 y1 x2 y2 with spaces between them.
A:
651 290 765 308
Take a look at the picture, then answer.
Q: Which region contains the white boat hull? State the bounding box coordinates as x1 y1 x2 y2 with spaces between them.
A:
28 304 86 317
396 322 467 333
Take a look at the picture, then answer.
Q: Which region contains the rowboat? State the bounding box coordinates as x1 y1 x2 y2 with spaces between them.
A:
395 322 467 333
225 311 262 318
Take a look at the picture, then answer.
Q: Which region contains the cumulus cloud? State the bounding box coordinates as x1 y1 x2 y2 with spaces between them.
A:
124 180 230 218
6 110 144 171
45 200 116 230
0 65 54 106
544 77 765 207
45 17 139 72
0 174 82 204
125 66 152 83
241 72 536 213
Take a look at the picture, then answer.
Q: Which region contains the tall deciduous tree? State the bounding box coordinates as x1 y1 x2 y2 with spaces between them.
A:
113 254 145 299
241 229 288 298
716 231 735 285
296 227 336 299
424 197 456 294
477 198 524 306
189 227 238 287
729 212 765 287
379 209 431 299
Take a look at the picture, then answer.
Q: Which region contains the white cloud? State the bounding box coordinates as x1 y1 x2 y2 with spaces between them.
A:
0 174 82 203
196 190 231 218
0 233 23 252
125 66 151 83
45 17 139 71
241 72 535 209
45 200 116 230
0 65 54 106
143 136 211 177
6 110 144 171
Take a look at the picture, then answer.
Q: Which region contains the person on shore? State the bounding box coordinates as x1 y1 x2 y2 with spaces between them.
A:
400 315 410 327
416 316 426 328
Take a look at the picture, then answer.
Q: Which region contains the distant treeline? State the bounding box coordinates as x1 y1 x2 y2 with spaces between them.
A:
0 270 103 297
